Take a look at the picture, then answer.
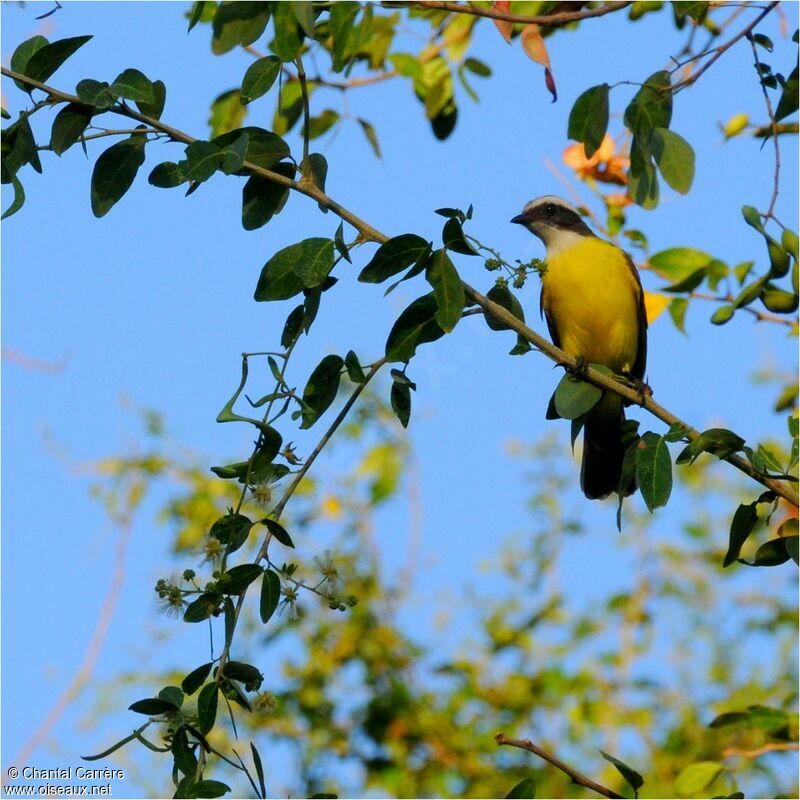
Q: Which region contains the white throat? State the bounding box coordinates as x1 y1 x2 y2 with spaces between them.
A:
539 227 588 258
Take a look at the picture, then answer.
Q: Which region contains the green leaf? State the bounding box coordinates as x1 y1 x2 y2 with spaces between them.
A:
260 569 281 623
624 70 672 137
649 247 712 281
484 284 526 331
197 683 219 735
442 217 478 255
668 297 688 333
357 117 382 158
305 109 340 140
359 234 431 283
50 103 93 156
739 537 792 567
746 704 792 731
426 249 465 332
301 354 344 428
262 518 294 548
464 57 491 77
182 662 214 695
271 1 303 61
159 685 184 708
75 78 114 109
786 535 799 565
710 304 735 325
210 512 253 551
391 381 412 428
385 293 446 362
628 135 659 209
10 36 49 91
187 1 209 31
505 777 537 799
674 762 723 797
651 127 694 194
568 83 610 158
90 134 146 218
136 79 166 120
194 780 231 799
600 751 644 797
335 222 351 263
708 711 751 728
171 727 197 777
222 661 263 691
183 592 222 623
723 502 758 567
1 167 25 220
636 432 672 512
281 305 304 348
251 742 267 798
782 227 799 260
181 140 222 182
109 68 156 104
208 89 246 139
303 153 328 205
291 0 316 36
254 238 334 301
553 374 602 420
222 564 264 594
741 204 765 233
221 132 250 174
344 350 366 383
213 126 290 171
129 697 179 715
23 35 92 84
242 162 293 230
775 64 798 122
241 56 281 104
677 428 745 464
212 1 271 55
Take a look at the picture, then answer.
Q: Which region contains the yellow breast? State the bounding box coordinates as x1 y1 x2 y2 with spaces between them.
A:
541 236 641 374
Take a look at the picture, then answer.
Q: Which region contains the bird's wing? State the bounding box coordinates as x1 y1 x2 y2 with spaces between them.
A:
624 250 648 381
539 284 561 349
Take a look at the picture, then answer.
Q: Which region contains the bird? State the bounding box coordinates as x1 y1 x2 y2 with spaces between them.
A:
511 195 647 500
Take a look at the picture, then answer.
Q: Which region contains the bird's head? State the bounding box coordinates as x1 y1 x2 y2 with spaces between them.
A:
511 196 594 250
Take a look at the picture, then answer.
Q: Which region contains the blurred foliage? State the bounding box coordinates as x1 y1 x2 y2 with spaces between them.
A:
86 394 798 799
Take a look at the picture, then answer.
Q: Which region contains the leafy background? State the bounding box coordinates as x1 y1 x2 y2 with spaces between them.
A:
1 2 798 797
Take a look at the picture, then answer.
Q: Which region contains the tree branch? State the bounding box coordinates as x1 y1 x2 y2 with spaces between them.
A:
398 1 632 27
722 741 799 758
495 733 624 799
669 2 779 93
746 31 782 223
2 65 796 507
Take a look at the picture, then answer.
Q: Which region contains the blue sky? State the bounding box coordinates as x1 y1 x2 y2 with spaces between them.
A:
2 2 798 797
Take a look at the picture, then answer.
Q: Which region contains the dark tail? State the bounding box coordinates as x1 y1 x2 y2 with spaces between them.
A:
580 393 634 500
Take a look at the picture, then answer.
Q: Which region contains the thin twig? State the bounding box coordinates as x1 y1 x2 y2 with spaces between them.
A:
3 65 797 509
669 2 779 93
746 32 782 223
295 51 311 168
495 733 624 799
723 741 799 758
688 290 795 327
399 1 632 27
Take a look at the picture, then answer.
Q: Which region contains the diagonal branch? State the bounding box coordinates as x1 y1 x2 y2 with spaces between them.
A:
398 1 632 27
495 733 624 799
2 66 796 507
668 2 779 93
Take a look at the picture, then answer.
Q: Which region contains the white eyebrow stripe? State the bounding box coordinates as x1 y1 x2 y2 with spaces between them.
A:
522 195 579 216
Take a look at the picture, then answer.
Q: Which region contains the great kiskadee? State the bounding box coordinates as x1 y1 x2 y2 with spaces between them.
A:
511 196 647 500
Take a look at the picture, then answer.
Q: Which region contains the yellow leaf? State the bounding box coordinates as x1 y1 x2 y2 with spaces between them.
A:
723 112 749 139
521 24 550 68
644 291 670 324
492 0 512 44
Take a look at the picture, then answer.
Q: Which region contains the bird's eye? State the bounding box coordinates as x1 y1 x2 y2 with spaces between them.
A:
544 203 556 217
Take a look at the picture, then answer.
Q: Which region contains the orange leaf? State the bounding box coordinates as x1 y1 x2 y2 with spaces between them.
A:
492 0 512 44
521 24 550 68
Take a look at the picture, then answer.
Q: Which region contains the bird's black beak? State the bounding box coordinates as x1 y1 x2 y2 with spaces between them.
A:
510 214 527 225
